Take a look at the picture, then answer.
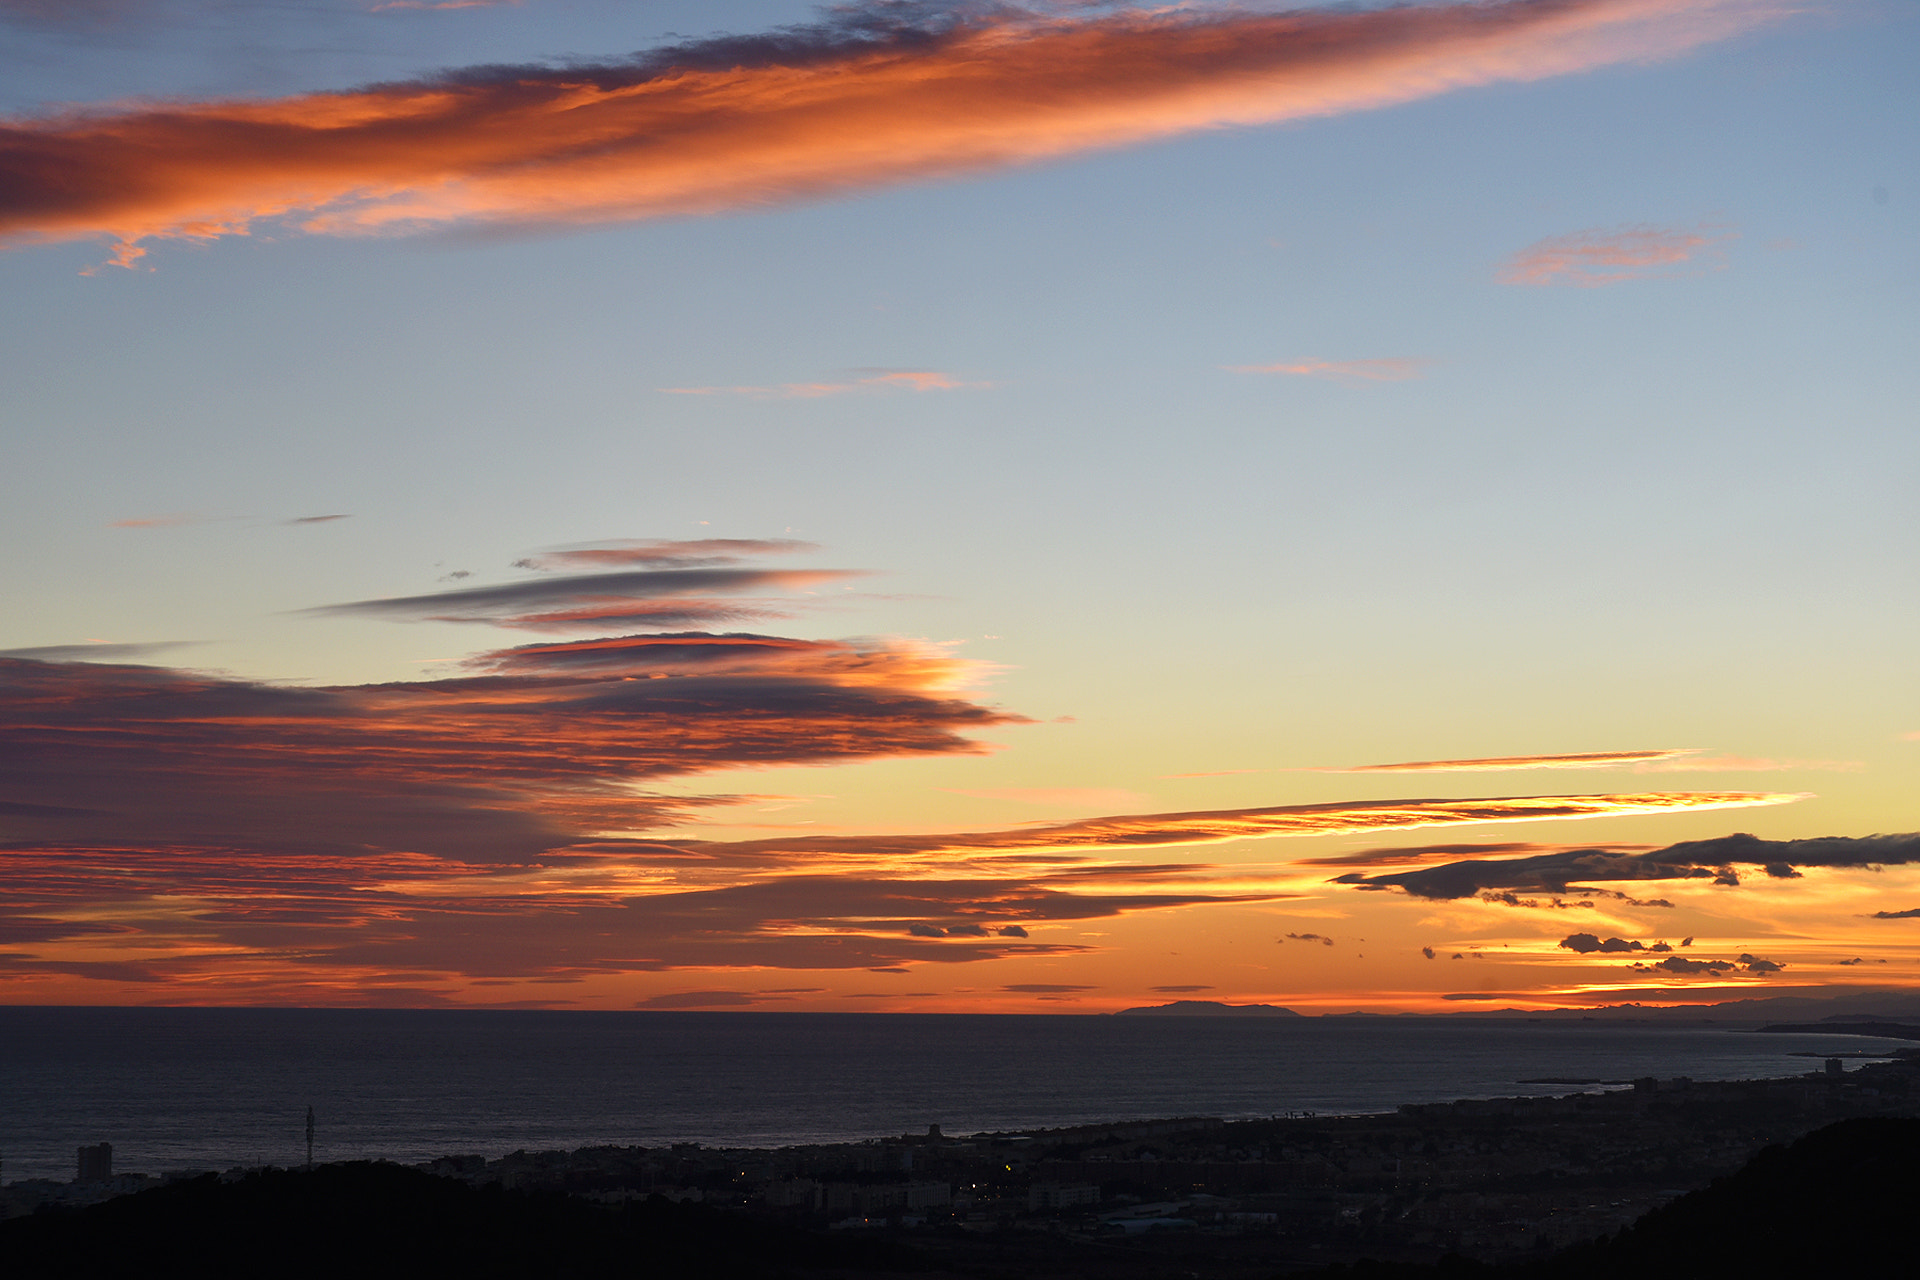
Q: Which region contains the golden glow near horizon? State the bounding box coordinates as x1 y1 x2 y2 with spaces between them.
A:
0 1 1913 1013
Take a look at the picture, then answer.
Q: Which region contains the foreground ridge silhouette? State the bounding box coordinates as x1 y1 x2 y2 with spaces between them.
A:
4 1119 1915 1278
1327 1117 1918 1278
0 1161 925 1279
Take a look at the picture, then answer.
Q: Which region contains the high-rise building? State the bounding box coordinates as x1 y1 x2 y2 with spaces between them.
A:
76 1142 112 1183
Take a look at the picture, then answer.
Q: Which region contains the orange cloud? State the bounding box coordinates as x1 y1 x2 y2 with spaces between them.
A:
0 0 1789 265
643 791 1802 867
661 371 985 399
1226 357 1428 382
1497 222 1734 286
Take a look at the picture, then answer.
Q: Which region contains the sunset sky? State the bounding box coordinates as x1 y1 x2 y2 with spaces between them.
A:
2 0 1914 1012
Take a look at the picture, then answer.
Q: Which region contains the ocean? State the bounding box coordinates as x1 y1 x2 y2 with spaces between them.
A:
0 1007 1901 1184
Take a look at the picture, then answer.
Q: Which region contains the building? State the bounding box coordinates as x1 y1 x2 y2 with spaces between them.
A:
76 1144 112 1183
1028 1181 1100 1211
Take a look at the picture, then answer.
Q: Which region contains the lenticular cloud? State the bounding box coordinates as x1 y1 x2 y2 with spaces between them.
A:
0 0 1790 266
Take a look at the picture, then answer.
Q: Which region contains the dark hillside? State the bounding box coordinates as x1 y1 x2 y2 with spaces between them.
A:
0 1161 924 1280
1330 1116 1919 1278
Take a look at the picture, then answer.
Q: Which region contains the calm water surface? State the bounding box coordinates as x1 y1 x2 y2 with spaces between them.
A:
0 1007 1899 1182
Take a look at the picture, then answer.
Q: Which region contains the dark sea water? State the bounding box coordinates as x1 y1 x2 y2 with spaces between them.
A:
0 1007 1901 1183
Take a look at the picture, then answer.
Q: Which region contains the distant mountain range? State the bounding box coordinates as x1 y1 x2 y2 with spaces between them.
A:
1116 989 1920 1023
1114 1000 1301 1017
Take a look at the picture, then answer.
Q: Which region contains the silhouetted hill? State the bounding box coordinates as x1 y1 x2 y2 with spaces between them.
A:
1755 1020 1920 1041
0 1162 924 1279
1325 1117 1919 1277
1114 1000 1301 1016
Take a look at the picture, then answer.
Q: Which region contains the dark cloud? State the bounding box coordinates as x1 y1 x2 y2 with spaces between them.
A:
633 990 765 1009
1421 946 1436 960
1559 933 1645 954
1283 932 1334 946
1003 983 1095 994
287 514 350 525
0 641 194 662
1479 891 1593 909
0 637 1019 865
1299 841 1547 868
1626 953 1785 978
0 913 123 944
1870 908 1920 920
1333 832 1920 899
309 565 860 630
1631 956 1735 975
1151 984 1213 992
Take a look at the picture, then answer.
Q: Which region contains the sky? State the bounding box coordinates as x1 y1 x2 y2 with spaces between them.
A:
1 0 1915 1013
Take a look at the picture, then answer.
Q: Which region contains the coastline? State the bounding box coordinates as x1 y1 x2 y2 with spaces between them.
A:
10 1046 1919 1264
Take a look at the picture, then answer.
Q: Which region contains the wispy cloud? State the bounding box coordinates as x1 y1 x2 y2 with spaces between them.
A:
947 787 1150 809
287 514 351 525
1634 754 1863 773
0 0 1790 266
370 0 515 11
514 538 815 571
1225 357 1428 383
1319 749 1696 773
1498 222 1734 286
308 539 861 630
109 513 207 528
639 791 1801 866
632 988 819 1009
0 0 148 30
0 640 193 662
661 371 985 399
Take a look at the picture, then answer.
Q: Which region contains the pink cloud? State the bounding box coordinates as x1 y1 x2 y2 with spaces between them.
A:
109 513 207 528
1226 357 1429 383
370 1 515 11
661 371 985 399
1498 222 1734 286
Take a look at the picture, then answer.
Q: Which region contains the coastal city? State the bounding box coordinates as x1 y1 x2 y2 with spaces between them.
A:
11 1042 1917 1272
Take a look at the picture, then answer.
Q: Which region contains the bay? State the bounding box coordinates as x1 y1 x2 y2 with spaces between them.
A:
0 1007 1899 1183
